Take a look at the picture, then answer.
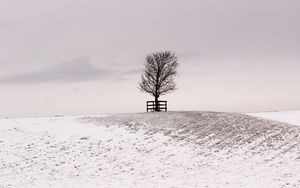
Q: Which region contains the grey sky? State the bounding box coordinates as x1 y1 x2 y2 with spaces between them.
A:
0 0 300 117
0 57 139 84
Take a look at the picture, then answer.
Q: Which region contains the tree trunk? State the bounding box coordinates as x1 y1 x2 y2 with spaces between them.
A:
155 96 159 112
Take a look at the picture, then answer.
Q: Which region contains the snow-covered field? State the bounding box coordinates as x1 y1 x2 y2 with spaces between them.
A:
248 111 300 127
0 111 299 188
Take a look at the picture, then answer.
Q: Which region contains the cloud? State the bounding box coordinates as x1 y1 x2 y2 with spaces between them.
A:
0 19 21 29
177 51 202 60
0 57 116 84
122 69 141 76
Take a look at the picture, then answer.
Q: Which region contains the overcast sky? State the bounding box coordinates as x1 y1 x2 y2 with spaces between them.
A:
1 0 300 117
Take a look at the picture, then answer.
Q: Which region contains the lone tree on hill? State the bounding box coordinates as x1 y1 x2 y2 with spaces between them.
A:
138 51 178 111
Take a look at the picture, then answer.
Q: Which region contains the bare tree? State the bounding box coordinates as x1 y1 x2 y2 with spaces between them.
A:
138 51 178 111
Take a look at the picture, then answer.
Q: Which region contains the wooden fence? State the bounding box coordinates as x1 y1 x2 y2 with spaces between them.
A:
146 101 167 112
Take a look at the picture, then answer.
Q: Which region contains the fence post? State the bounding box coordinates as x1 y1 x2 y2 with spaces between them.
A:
146 100 167 112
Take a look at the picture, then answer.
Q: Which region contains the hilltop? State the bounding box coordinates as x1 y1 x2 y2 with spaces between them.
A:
0 111 299 187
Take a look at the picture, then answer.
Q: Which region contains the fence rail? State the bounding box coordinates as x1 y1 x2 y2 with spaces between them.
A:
147 101 167 112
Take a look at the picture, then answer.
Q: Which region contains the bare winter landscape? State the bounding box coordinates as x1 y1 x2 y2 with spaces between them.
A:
0 111 299 188
1 0 300 187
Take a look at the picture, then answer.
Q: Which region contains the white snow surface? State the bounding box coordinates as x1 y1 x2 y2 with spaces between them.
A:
248 111 300 127
0 112 299 188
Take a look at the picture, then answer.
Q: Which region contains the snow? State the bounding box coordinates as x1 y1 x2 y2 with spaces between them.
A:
0 112 299 188
247 111 300 126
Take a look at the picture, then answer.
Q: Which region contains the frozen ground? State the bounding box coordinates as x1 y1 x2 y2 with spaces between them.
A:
0 111 299 188
248 111 300 127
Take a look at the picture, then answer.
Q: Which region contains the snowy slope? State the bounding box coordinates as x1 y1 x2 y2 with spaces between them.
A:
248 111 300 126
0 112 300 188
